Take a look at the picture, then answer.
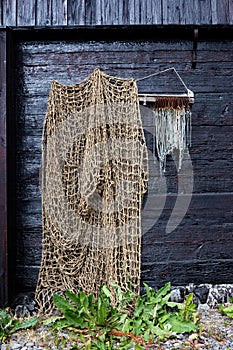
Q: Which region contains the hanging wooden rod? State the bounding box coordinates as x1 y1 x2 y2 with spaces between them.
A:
138 89 194 105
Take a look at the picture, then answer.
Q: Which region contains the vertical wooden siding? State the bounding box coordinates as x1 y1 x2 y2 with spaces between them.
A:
0 31 7 307
0 0 233 26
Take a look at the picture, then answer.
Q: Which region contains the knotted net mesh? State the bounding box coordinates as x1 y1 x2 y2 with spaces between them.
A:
35 69 148 314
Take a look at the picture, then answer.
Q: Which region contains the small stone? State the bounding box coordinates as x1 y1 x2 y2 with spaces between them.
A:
188 333 199 340
170 287 185 303
26 342 35 347
10 343 22 349
1 345 9 350
171 342 182 348
194 286 209 304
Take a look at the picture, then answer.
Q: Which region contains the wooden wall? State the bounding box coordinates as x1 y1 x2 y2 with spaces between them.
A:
0 31 7 305
12 29 233 292
0 0 233 27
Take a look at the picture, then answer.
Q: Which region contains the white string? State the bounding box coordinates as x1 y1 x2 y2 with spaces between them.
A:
136 67 189 93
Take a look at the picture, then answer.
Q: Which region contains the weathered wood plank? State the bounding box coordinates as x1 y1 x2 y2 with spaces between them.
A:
16 221 233 263
164 0 216 25
16 193 233 238
16 258 233 293
67 0 85 25
216 0 230 24
151 0 162 24
0 2 2 26
3 0 17 26
15 151 233 195
20 39 233 55
118 0 125 25
162 0 211 25
17 0 36 26
101 0 112 25
162 0 181 25
199 0 212 24
85 0 94 25
141 260 233 287
229 0 233 24
128 0 135 24
211 0 218 24
7 28 18 302
51 0 67 25
36 0 52 26
16 266 39 291
111 0 120 25
0 31 7 307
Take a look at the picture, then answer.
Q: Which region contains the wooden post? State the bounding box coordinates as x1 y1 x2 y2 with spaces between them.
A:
0 29 8 307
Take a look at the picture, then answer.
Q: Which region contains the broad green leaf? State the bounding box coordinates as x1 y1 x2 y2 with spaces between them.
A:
156 282 171 299
167 301 182 309
150 324 172 336
168 316 198 333
221 305 233 318
184 293 194 307
135 344 145 350
97 298 108 326
132 318 142 335
102 285 111 298
65 290 81 307
159 313 171 325
115 313 128 328
122 318 132 333
134 303 144 318
63 309 87 328
143 329 151 342
52 318 71 330
53 294 75 313
79 291 89 308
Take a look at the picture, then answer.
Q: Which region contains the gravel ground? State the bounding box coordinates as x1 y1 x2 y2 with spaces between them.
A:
1 306 233 349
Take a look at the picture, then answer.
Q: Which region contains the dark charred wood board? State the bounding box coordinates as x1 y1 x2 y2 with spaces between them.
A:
0 31 7 307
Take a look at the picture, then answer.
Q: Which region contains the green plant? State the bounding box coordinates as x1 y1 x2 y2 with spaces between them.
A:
0 308 38 342
220 297 233 318
48 282 199 348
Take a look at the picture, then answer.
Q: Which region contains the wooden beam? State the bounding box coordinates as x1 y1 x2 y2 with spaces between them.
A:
6 28 17 304
0 30 7 307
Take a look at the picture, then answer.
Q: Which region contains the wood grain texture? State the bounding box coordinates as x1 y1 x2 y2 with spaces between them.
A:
15 258 233 292
0 31 7 307
36 0 52 26
3 0 17 26
215 0 231 24
230 0 233 24
51 0 67 25
0 0 232 26
17 0 36 26
12 37 233 292
141 260 233 287
67 0 84 25
199 0 212 24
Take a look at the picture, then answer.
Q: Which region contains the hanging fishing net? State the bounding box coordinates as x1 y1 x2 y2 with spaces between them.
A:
153 97 192 171
35 69 148 314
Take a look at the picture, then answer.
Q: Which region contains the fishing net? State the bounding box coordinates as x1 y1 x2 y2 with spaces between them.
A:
153 97 192 171
35 69 148 314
